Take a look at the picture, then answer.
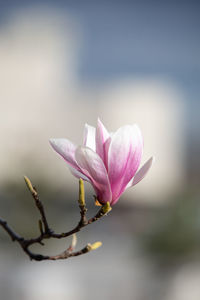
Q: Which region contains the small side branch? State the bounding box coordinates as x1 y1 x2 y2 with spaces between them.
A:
24 176 51 234
0 219 24 242
0 178 111 261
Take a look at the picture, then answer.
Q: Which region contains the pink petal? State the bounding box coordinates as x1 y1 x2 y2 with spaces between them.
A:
75 146 112 203
49 138 79 170
83 124 96 151
95 118 110 166
103 136 112 170
127 156 155 188
107 124 143 204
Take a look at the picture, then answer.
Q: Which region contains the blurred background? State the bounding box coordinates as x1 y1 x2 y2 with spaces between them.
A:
0 0 200 299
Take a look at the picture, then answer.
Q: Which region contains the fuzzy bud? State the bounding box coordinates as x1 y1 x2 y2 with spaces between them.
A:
87 241 102 251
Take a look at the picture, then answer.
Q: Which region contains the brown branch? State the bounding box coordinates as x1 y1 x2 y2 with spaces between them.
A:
0 218 24 242
0 178 111 261
48 245 91 261
24 176 51 234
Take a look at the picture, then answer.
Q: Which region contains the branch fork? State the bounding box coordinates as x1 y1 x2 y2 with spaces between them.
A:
0 178 111 261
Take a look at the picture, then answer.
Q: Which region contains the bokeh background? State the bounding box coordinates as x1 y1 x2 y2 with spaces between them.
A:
0 0 200 299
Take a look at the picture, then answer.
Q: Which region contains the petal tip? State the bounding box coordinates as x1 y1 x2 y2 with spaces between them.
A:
150 156 155 165
97 118 105 130
84 123 89 128
133 123 142 133
97 117 102 124
49 138 63 148
49 138 56 146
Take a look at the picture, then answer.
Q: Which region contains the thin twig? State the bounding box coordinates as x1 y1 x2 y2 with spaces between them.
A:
24 176 51 234
0 219 24 242
0 178 110 261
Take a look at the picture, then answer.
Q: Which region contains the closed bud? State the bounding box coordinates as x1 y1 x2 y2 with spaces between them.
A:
71 234 77 249
24 176 37 196
101 202 112 215
87 241 102 251
79 179 85 206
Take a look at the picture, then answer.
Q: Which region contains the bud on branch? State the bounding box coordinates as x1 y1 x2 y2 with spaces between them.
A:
0 119 154 262
0 178 110 261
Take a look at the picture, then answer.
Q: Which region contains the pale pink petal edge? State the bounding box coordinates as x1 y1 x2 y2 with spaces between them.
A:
126 156 155 188
83 124 96 151
96 118 110 164
49 138 79 170
69 166 91 182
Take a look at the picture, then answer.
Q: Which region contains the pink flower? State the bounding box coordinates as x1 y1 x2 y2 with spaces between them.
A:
50 119 154 206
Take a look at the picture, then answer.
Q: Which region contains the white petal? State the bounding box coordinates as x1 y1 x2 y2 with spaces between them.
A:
49 138 79 169
83 124 96 151
127 156 155 188
69 166 91 182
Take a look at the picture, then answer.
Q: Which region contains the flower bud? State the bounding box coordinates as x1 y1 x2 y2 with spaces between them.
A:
71 234 77 249
87 241 102 251
78 179 85 206
101 202 112 215
24 176 37 196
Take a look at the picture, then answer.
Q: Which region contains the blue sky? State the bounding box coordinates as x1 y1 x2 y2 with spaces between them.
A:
0 0 199 86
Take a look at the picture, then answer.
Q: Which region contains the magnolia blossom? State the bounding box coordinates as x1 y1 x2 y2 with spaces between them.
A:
50 119 154 205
